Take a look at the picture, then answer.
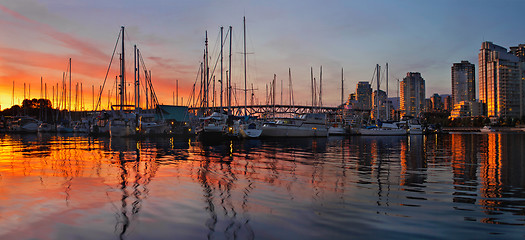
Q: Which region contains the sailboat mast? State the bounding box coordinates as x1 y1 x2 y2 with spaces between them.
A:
243 16 247 116
280 75 283 105
289 68 293 105
310 67 313 110
220 26 223 111
228 26 232 115
205 31 209 110
273 74 276 118
341 68 344 107
120 26 125 109
200 62 203 109
386 63 389 120
134 44 137 109
145 70 149 110
320 66 322 109
376 64 380 121
69 58 72 112
137 49 140 109
75 83 78 111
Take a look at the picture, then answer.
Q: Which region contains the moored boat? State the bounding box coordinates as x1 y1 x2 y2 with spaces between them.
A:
480 125 496 133
9 116 40 133
261 113 329 137
359 122 406 136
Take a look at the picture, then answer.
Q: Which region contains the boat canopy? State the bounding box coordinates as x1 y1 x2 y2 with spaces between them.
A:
157 105 189 122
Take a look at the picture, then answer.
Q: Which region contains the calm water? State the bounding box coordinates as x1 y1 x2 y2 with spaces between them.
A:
1 133 525 239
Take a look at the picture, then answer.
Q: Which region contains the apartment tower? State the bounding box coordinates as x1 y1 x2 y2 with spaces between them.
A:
400 72 425 117
451 61 475 105
479 41 520 118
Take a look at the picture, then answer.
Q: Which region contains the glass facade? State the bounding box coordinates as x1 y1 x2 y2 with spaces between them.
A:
478 42 521 119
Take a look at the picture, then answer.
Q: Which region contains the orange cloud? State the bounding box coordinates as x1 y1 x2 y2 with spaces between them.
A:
0 4 107 60
0 4 200 109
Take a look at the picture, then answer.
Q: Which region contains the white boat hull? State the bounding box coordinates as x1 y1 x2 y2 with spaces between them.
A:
241 128 262 138
359 128 406 136
261 125 328 137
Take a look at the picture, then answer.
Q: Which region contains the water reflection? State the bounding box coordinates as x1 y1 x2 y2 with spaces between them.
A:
1 133 525 239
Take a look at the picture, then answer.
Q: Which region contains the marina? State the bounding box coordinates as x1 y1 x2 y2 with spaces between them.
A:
2 1 525 239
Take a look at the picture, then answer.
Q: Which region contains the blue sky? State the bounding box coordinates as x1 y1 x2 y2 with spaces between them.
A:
1 0 524 108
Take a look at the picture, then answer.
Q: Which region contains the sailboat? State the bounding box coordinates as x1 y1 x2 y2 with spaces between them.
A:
328 68 347 135
194 29 229 140
261 67 329 137
359 64 406 136
109 26 137 137
10 116 40 133
57 58 74 133
236 16 262 138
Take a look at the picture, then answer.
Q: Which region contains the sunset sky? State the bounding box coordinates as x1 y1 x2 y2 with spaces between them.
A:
1 0 524 110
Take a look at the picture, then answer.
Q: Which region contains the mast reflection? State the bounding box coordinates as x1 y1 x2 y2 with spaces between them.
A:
107 138 158 240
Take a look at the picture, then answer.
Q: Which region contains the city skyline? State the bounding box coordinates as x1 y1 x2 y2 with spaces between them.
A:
1 0 525 110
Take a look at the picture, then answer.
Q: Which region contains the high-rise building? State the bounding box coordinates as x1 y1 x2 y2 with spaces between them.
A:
510 44 525 116
355 81 372 111
400 72 425 117
430 93 443 111
451 61 475 105
510 44 525 62
479 41 521 119
372 89 387 120
444 95 452 112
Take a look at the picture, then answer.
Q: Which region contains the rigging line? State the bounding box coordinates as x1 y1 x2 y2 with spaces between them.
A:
379 65 387 87
246 22 258 89
212 28 231 75
209 30 222 65
123 29 139 94
186 83 196 108
96 29 121 111
369 66 377 85
191 63 203 107
207 29 230 89
138 53 160 106
138 51 154 102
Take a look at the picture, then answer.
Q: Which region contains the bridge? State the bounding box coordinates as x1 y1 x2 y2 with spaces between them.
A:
189 104 343 116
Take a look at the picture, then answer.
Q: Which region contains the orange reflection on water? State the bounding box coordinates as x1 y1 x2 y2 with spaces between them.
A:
0 134 160 239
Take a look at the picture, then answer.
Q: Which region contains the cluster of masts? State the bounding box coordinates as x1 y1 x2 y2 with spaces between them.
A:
96 26 159 112
9 26 160 114
188 17 347 119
